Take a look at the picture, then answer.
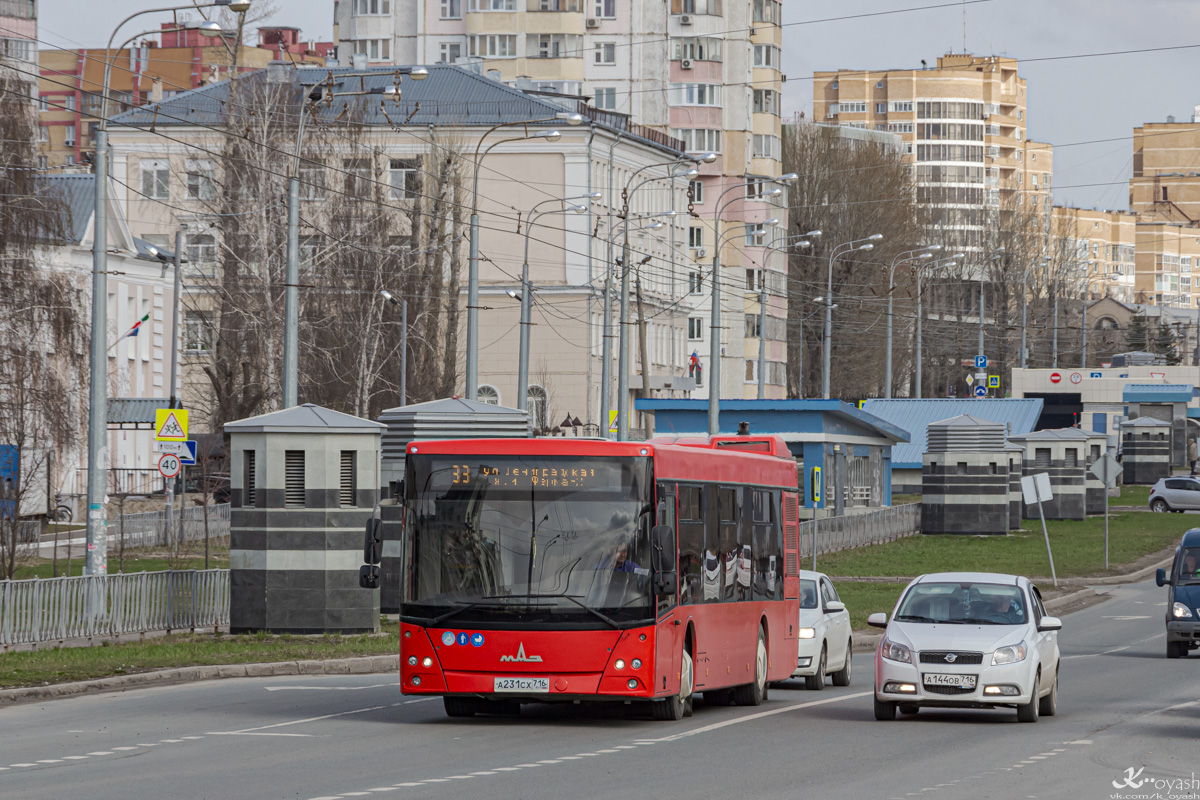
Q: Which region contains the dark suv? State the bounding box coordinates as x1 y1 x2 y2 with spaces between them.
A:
1157 528 1200 658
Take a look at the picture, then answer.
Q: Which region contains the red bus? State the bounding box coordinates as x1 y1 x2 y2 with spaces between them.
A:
388 433 801 720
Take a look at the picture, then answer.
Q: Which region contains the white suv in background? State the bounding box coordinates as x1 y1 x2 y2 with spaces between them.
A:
791 571 853 689
870 572 1061 722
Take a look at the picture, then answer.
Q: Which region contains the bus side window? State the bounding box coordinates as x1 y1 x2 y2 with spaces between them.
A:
718 487 739 601
678 484 703 606
656 483 678 614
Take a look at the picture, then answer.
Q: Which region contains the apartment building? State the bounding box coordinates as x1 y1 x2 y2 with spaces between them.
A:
332 0 791 403
38 25 328 170
1129 109 1200 225
813 54 1054 252
1051 206 1137 303
0 0 37 102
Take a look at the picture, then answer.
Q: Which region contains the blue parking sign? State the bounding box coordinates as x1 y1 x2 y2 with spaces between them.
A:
974 355 987 369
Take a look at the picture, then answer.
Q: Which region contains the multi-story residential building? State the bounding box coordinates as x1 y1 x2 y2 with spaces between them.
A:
813 54 1054 251
0 0 37 102
105 64 694 434
37 26 328 170
1129 109 1200 225
1051 206 1138 303
332 0 790 404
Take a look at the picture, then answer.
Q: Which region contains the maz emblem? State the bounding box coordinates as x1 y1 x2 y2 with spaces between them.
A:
500 643 543 663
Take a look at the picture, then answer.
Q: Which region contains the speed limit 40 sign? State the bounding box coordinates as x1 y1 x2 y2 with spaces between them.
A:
157 453 182 478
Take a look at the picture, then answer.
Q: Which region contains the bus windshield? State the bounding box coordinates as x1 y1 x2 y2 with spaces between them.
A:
403 454 654 628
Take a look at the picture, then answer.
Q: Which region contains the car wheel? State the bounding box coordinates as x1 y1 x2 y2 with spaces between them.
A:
1017 671 1040 723
443 697 478 718
804 644 827 690
898 704 919 715
873 694 897 721
1151 499 1170 513
653 648 693 721
1038 666 1058 717
733 626 768 706
830 640 853 687
1167 640 1186 659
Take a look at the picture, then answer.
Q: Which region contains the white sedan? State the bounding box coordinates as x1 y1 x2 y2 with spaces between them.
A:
869 572 1061 722
791 570 853 689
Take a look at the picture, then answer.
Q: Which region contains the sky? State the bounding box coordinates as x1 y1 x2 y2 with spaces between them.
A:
38 0 1200 212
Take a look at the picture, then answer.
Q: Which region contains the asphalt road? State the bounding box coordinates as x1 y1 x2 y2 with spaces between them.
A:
2 579 1197 800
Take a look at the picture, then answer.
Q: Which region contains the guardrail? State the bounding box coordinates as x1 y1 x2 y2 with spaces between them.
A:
110 503 231 550
799 503 921 559
0 569 229 648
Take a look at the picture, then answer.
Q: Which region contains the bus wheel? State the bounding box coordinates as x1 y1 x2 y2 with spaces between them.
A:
443 697 478 718
733 626 768 706
653 648 693 721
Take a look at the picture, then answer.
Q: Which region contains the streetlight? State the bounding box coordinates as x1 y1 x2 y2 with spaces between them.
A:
283 65 427 409
822 234 881 399
799 296 834 398
87 1 249 578
755 232 821 399
884 246 940 398
516 199 590 415
380 290 407 406
465 113 584 402
1051 261 1091 369
914 254 964 399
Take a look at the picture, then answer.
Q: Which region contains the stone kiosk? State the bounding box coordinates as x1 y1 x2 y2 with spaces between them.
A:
374 398 531 614
1008 428 1087 521
921 414 1010 535
1121 417 1172 485
1006 443 1024 531
227 404 384 634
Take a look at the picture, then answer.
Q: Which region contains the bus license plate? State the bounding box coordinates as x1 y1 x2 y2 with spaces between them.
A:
923 673 976 688
493 677 550 693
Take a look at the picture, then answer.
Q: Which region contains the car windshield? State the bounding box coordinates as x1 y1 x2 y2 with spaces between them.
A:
798 579 818 610
894 582 1027 625
1178 547 1200 584
402 454 654 627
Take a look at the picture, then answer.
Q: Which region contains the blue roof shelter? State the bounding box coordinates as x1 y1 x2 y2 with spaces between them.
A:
635 399 909 510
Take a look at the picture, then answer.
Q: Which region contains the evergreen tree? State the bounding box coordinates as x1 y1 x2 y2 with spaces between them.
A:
1153 321 1181 365
1125 312 1150 352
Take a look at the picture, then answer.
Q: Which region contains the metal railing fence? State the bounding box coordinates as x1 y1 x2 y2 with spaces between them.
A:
800 503 921 559
110 503 231 550
0 569 229 647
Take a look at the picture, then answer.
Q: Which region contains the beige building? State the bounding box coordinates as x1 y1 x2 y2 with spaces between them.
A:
1050 206 1138 303
813 54 1054 252
1130 109 1200 224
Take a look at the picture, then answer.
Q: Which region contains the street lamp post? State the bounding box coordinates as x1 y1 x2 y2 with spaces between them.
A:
379 291 407 405
914 254 963 399
823 235 882 399
756 232 820 399
884 246 940 398
87 1 247 578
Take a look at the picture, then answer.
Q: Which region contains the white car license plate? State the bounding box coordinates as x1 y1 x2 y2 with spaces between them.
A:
923 673 976 688
493 677 550 693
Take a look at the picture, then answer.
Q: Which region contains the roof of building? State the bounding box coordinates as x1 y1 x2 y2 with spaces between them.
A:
111 64 684 156
634 399 910 444
1124 415 1173 427
1009 427 1090 442
224 403 385 433
37 174 178 259
1123 384 1194 403
860 398 1044 468
107 398 174 427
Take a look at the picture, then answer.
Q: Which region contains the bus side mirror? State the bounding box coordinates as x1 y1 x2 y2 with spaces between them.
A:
1156 568 1169 587
651 525 676 573
359 564 379 589
364 517 382 565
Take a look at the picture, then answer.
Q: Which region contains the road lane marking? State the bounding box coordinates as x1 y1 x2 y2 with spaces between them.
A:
653 691 872 742
62 756 89 760
110 747 139 751
87 752 113 756
208 732 315 737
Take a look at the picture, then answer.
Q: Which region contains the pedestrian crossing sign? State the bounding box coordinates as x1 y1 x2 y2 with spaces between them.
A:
155 409 189 441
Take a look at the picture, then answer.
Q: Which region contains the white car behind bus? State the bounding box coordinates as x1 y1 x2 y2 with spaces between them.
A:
791 571 852 689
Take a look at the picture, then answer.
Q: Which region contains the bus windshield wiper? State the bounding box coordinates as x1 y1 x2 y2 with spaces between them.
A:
510 592 621 630
429 600 509 627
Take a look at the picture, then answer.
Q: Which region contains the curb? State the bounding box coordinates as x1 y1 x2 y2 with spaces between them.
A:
0 654 399 708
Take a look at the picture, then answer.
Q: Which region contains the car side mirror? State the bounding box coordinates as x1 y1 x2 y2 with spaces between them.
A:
363 517 382 565
358 564 379 589
1037 616 1062 632
825 600 845 613
867 612 888 629
651 524 676 573
1156 568 1170 587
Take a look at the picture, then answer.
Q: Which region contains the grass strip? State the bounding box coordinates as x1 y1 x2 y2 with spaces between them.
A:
14 555 231 580
0 621 399 689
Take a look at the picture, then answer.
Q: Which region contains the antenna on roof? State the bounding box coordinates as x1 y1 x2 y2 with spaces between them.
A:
962 0 967 53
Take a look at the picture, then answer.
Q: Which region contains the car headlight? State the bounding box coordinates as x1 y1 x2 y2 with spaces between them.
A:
798 627 816 639
881 637 911 663
1173 601 1194 619
991 642 1028 666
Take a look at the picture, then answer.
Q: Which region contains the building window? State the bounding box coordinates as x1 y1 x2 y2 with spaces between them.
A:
298 164 326 200
594 0 615 17
889 100 913 112
752 0 780 24
753 89 779 115
744 359 759 382
183 310 213 353
536 34 580 58
875 102 886 114
688 226 703 249
37 125 47 142
593 87 616 110
63 94 76 111
478 384 500 405
673 36 721 61
744 313 761 338
388 158 419 199
37 94 47 112
752 44 779 68
594 42 615 64
355 0 392 13
668 83 721 106
339 451 357 507
688 179 703 204
285 450 306 508
688 271 703 293
140 158 168 200
184 232 217 277
468 0 516 9
670 128 721 154
343 158 372 194
527 385 548 430
440 0 462 17
745 268 763 292
439 41 462 63
688 317 704 340
744 223 768 246
468 34 517 57
354 38 391 61
752 134 781 159
298 235 323 273
185 159 216 201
